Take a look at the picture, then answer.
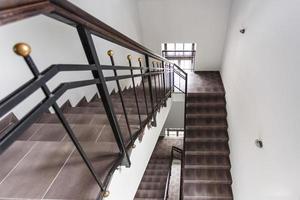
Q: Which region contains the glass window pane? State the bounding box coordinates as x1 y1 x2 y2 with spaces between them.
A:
184 43 192 50
161 43 165 51
167 43 175 50
175 43 183 50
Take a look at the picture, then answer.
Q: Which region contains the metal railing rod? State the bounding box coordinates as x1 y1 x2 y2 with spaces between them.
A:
127 55 142 127
77 26 130 167
104 71 164 82
156 62 162 102
107 50 134 147
174 85 185 94
152 62 159 105
138 58 149 118
145 55 156 126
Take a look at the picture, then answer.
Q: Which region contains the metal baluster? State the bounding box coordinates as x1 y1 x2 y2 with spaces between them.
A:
162 61 166 99
77 26 130 168
107 50 134 148
156 62 161 103
152 61 158 108
13 43 107 195
138 58 149 118
145 55 156 126
172 64 175 92
152 61 159 108
127 55 142 128
169 65 172 94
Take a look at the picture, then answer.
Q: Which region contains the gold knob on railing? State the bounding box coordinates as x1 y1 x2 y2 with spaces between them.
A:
107 50 114 57
102 190 110 198
138 57 142 62
13 42 31 57
127 55 132 61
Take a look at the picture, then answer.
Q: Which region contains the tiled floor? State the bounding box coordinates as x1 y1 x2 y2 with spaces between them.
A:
186 70 225 93
0 112 121 200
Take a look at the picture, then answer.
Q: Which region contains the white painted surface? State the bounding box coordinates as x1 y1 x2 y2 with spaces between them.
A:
161 93 185 134
221 0 300 199
105 98 172 200
137 0 232 71
0 0 143 118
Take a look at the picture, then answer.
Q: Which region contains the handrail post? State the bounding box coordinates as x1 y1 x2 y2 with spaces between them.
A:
77 26 130 167
155 62 161 103
107 50 134 148
127 55 142 128
138 58 150 118
145 55 156 126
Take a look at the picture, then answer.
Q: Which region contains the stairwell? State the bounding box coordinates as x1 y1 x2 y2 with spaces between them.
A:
134 137 182 200
182 71 233 200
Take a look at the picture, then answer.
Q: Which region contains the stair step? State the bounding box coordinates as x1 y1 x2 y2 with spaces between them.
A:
183 183 233 199
144 169 169 176
135 189 165 198
185 127 228 142
148 158 170 164
183 169 232 184
186 103 226 115
18 123 104 142
186 93 225 104
141 175 168 183
138 182 167 190
146 163 170 170
185 141 230 156
36 113 145 126
64 106 133 115
36 113 110 124
186 115 227 126
184 155 231 169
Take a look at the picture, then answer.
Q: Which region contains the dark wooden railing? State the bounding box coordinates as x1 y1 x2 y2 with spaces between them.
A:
0 1 187 199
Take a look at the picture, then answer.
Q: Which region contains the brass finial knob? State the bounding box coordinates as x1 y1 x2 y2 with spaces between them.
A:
102 190 110 198
127 55 132 61
138 57 142 62
107 50 114 57
13 43 31 57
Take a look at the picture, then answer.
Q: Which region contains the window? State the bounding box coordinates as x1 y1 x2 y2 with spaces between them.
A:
164 128 184 137
162 43 196 70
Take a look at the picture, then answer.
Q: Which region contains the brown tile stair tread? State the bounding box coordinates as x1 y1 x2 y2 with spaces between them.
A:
183 71 232 199
183 183 233 199
135 189 165 198
0 141 120 199
183 169 232 184
185 128 228 142
185 141 230 155
184 155 231 169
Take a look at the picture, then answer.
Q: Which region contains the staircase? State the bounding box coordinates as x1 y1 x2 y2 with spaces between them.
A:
134 138 183 200
182 71 233 200
0 85 161 200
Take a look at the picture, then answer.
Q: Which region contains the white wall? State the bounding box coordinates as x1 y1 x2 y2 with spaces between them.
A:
137 0 232 71
161 93 185 134
0 0 143 119
106 98 172 200
221 0 300 199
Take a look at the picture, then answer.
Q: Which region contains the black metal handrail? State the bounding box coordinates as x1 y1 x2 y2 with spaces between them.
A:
163 146 183 200
0 1 188 198
0 0 178 198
